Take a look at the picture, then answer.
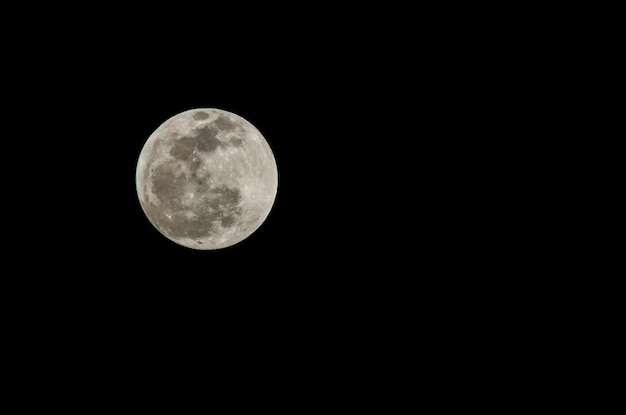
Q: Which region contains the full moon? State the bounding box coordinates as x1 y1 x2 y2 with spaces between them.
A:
136 108 278 250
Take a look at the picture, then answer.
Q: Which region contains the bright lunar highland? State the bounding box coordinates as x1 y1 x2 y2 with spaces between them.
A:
136 108 278 250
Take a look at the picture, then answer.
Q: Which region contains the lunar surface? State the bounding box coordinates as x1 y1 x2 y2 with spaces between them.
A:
136 108 278 249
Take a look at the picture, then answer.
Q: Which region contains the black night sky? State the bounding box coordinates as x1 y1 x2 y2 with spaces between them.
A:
5 7 538 395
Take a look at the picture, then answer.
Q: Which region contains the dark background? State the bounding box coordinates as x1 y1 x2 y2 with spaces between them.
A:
3 5 577 401
8 7 422 336
15 9 427 277
7 6 538 320
6 14 423 394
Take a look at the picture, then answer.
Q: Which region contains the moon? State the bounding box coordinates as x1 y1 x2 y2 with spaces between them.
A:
136 108 278 250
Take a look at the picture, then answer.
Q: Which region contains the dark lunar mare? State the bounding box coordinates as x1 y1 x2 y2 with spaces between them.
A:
169 116 245 161
148 161 243 239
192 111 210 120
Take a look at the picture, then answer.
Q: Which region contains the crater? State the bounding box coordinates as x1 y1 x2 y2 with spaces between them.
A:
192 111 210 120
